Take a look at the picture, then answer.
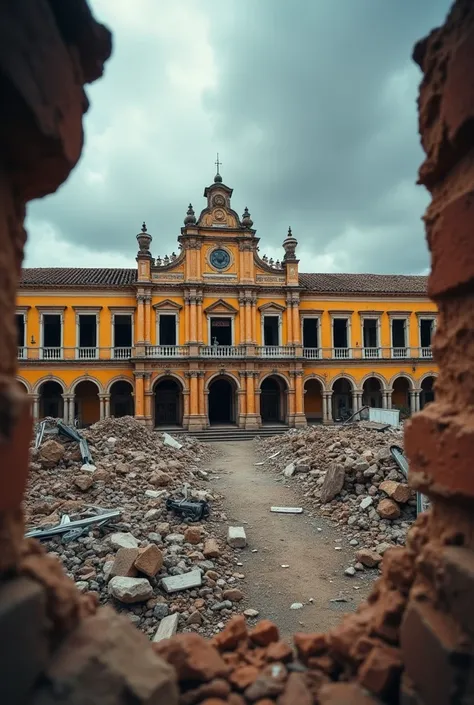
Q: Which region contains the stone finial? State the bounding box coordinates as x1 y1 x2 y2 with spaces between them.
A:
269 257 274 266
163 255 170 265
263 254 268 262
184 203 196 225
156 256 162 266
283 226 298 261
276 259 281 268
171 252 176 260
136 221 152 257
242 206 253 228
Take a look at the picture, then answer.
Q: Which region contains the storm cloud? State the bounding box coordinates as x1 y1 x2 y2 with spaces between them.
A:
25 0 452 274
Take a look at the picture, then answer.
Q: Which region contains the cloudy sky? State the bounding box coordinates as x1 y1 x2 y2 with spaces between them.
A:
25 0 451 274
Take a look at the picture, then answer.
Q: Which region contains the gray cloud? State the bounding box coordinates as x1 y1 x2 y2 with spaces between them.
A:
25 0 451 274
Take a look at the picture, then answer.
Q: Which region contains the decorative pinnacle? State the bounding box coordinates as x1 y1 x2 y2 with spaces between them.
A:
242 206 253 228
214 152 223 183
184 203 196 225
141 221 147 233
288 226 292 236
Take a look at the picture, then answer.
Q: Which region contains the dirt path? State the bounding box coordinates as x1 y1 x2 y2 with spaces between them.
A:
210 440 372 639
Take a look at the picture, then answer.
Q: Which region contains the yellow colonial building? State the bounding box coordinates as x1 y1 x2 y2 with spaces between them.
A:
16 170 437 430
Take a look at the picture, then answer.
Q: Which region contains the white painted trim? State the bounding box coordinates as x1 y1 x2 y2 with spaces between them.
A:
157 311 179 346
112 311 134 348
330 313 352 354
75 311 99 358
417 315 436 347
40 310 64 359
301 314 320 348
390 315 409 349
359 314 380 349
262 313 282 346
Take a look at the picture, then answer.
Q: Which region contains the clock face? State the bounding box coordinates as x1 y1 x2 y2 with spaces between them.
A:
210 248 231 270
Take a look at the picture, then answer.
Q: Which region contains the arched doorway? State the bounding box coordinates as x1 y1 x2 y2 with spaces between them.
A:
208 377 236 425
332 378 353 421
362 377 383 408
39 381 63 419
17 379 28 395
260 376 287 424
304 378 323 423
420 376 436 409
110 380 134 418
154 378 183 427
74 380 100 427
392 377 411 416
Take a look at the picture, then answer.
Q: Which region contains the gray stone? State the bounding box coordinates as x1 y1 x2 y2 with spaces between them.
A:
290 602 303 610
243 608 259 618
360 496 374 510
108 576 153 603
153 603 170 620
320 463 345 503
227 526 247 548
110 532 139 550
145 489 166 499
344 566 356 576
165 533 185 544
283 462 296 478
152 613 179 642
161 569 202 593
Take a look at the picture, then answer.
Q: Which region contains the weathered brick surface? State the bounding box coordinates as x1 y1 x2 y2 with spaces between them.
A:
0 577 49 704
440 546 474 638
30 606 178 704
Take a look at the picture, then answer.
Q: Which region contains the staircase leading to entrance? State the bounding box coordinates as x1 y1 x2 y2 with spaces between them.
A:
156 425 290 442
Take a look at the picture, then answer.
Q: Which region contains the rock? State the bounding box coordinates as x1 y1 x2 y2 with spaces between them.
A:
283 463 295 478
203 538 221 558
150 470 172 487
145 489 165 499
162 432 183 449
38 439 65 468
356 548 383 568
110 532 139 550
223 588 244 602
375 542 393 555
227 526 247 549
165 533 185 544
360 496 373 510
115 461 130 475
377 498 401 520
153 603 170 619
184 526 203 545
153 613 180 643
81 463 96 473
295 462 310 473
243 609 259 618
379 480 411 504
153 633 228 682
186 610 203 626
134 545 163 577
344 566 356 576
110 548 139 579
250 620 279 646
108 576 153 603
73 474 94 491
290 603 303 610
320 463 345 503
144 509 160 520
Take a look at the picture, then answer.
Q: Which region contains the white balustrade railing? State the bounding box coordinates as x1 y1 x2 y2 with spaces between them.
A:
17 346 27 360
392 347 408 359
199 345 244 358
333 347 351 359
420 346 433 359
113 347 133 359
145 345 187 358
363 347 381 359
76 347 98 360
302 347 321 359
256 345 295 358
41 347 63 360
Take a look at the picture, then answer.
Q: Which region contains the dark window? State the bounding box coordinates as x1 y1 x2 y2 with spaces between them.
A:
210 317 232 346
303 318 318 348
392 319 406 348
114 314 132 348
263 316 279 346
159 314 177 345
78 315 97 348
363 319 378 348
16 314 25 347
43 314 61 347
420 319 433 347
333 319 348 348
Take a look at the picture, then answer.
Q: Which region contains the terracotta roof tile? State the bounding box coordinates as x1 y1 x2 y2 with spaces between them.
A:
298 272 428 295
20 268 137 288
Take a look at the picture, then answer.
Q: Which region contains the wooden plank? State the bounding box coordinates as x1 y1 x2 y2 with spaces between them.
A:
270 506 303 514
152 613 179 642
160 569 202 594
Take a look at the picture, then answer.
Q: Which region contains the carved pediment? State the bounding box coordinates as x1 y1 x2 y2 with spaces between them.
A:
153 299 183 310
204 299 239 315
258 302 286 313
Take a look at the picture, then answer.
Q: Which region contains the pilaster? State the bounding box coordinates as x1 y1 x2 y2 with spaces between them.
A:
289 370 306 427
185 371 207 430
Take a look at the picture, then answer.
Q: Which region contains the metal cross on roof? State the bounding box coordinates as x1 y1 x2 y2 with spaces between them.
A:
215 153 222 175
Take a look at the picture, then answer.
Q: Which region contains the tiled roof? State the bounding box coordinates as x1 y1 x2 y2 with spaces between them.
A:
298 272 428 295
20 268 137 288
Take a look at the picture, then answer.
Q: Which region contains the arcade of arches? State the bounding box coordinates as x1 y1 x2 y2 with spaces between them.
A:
23 371 437 428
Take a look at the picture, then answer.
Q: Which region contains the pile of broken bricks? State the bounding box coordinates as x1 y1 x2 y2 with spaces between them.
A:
258 425 416 579
24 416 256 639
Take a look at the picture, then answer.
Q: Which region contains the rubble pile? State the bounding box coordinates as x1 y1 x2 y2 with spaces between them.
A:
258 425 416 565
156 530 419 705
25 417 247 638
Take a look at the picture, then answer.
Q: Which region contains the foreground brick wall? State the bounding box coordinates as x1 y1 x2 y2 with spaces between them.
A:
1 1 474 703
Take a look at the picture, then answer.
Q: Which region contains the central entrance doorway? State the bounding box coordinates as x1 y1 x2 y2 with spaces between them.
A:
260 375 287 424
154 378 183 426
208 377 235 424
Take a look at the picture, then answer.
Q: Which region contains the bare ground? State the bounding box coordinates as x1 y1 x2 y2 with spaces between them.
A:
209 440 374 640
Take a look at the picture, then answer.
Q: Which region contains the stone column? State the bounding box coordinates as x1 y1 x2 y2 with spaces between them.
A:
322 392 332 424
186 372 205 431
198 371 205 417
409 390 417 415
66 396 74 425
244 372 259 429
382 391 387 409
197 295 203 343
99 396 105 420
104 394 110 418
386 390 393 409
184 294 190 343
144 294 151 343
286 298 293 344
292 301 300 344
239 295 245 345
189 296 197 343
183 390 190 428
32 394 40 423
245 298 251 343
134 372 145 421
238 372 247 423
61 395 70 423
415 390 421 412
251 296 257 344
136 295 145 343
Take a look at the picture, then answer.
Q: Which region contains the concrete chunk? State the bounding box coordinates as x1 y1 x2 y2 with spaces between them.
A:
152 613 179 642
110 532 139 550
160 569 202 593
227 526 247 548
108 576 153 603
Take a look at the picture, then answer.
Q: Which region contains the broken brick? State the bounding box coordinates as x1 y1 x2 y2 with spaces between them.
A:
249 620 279 647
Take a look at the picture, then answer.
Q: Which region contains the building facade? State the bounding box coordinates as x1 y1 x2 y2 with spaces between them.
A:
17 172 438 429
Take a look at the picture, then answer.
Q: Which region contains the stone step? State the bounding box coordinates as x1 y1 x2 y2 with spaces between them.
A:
155 426 289 442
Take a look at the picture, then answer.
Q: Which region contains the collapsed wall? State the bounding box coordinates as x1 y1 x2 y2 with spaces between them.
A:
1 1 474 703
